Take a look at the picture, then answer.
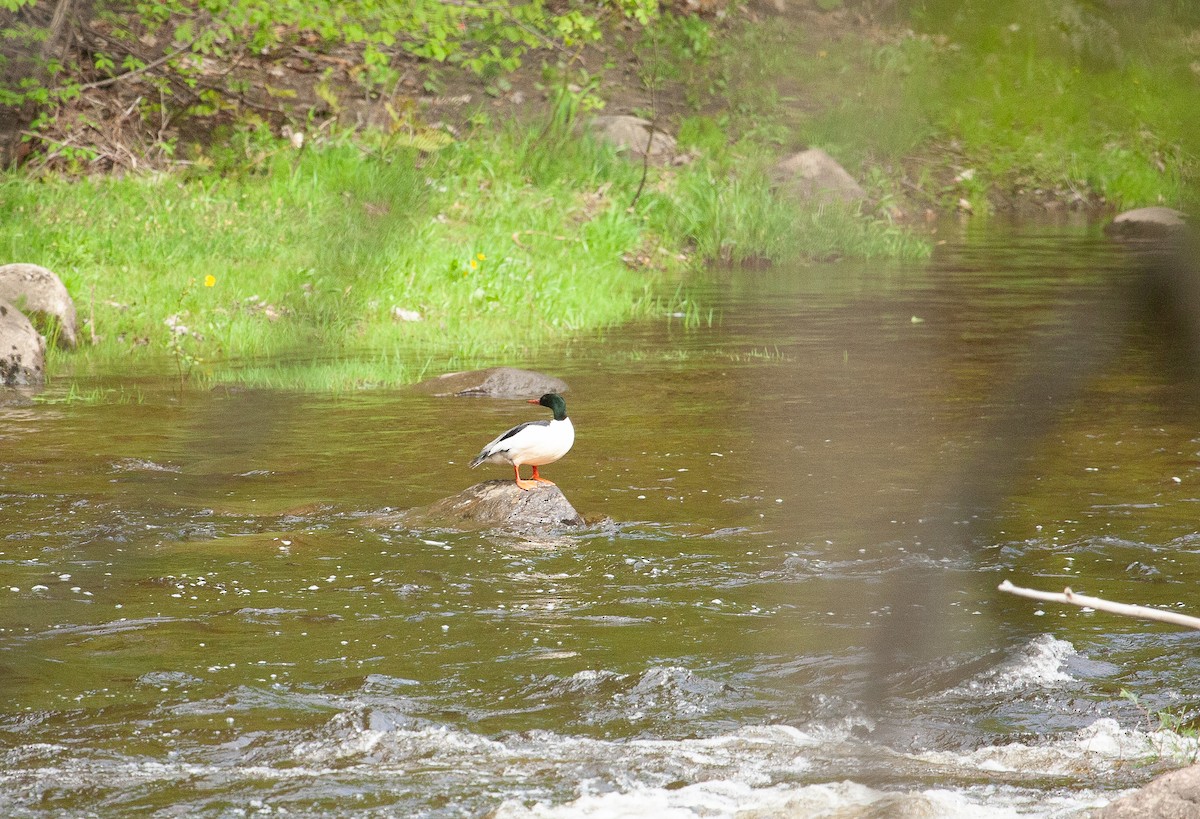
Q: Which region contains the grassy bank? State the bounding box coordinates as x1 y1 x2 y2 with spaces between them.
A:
661 2 1198 214
3 121 927 391
917 3 1197 212
9 2 1191 393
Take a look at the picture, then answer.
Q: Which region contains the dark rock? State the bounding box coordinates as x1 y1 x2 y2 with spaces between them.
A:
405 480 584 531
1105 206 1188 238
1091 763 1200 818
0 263 79 349
0 298 46 387
770 148 866 206
414 367 568 399
588 115 677 164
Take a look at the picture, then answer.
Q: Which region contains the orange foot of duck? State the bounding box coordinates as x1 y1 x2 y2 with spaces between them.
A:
514 465 539 491
530 465 556 486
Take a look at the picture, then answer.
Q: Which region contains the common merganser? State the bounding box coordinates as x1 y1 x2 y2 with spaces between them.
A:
470 393 574 490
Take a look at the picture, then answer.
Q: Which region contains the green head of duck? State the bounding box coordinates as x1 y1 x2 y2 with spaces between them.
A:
531 393 568 421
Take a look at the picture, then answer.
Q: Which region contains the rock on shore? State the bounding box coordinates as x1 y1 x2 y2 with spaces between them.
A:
771 147 866 206
1104 206 1188 238
0 299 46 387
1090 763 1200 818
0 263 79 349
589 115 677 164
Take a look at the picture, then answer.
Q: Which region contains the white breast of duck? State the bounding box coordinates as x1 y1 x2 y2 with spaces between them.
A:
482 415 574 467
471 393 574 469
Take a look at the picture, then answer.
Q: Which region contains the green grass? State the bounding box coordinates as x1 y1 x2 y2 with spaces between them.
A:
4 136 652 388
3 118 928 391
924 3 1197 210
661 3 1197 213
640 148 930 263
32 383 147 405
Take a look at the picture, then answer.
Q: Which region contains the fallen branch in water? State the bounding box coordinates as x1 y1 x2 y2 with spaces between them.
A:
998 580 1200 631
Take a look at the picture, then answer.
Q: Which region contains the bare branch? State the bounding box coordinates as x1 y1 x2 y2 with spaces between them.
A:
19 129 79 151
628 34 657 210
64 40 197 93
998 580 1200 631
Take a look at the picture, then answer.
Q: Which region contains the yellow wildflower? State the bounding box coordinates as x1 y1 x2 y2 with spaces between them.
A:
204 275 216 287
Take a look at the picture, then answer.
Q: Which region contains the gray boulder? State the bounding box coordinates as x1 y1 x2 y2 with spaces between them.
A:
589 115 677 164
414 367 567 399
0 299 46 387
771 148 866 206
1091 763 1200 818
404 480 585 531
0 263 79 348
1105 206 1188 237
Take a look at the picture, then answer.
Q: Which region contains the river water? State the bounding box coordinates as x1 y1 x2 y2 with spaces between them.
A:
2 222 1199 817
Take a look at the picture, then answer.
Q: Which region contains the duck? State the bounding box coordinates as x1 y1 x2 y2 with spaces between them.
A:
470 393 574 490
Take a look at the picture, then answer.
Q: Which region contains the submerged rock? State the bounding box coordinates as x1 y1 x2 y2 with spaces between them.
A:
1104 206 1188 238
0 299 46 387
404 480 584 531
414 367 568 399
1090 762 1200 818
771 148 866 206
0 263 79 349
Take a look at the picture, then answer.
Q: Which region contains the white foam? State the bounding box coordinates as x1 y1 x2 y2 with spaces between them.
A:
0 717 1142 817
494 779 1063 818
951 635 1076 697
909 717 1200 776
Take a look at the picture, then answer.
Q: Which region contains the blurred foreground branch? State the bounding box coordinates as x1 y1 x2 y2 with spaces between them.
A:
999 580 1200 631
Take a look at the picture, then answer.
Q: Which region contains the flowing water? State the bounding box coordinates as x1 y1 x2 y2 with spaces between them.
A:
3 222 1200 817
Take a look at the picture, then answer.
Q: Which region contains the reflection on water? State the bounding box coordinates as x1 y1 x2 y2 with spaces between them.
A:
2 223 1199 816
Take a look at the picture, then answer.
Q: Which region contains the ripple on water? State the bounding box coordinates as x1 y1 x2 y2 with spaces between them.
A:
511 665 737 727
109 458 182 473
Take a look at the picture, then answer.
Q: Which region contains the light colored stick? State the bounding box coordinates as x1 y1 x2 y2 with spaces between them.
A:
998 580 1200 631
